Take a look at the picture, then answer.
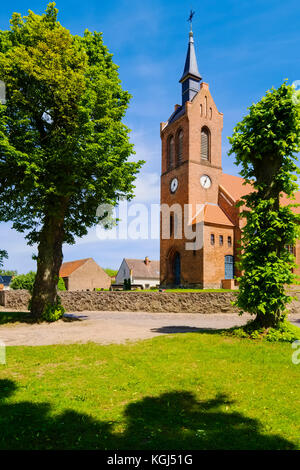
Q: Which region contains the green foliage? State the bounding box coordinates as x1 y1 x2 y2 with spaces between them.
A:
10 271 36 292
0 269 17 276
228 82 300 327
42 297 65 322
226 319 300 343
0 3 143 243
0 3 143 314
123 278 131 290
104 268 118 277
0 250 7 267
57 277 66 291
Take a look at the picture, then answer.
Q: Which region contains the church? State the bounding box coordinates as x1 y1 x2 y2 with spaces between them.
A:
160 27 300 289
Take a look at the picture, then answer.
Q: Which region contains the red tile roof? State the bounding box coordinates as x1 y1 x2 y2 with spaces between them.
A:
125 259 160 279
220 173 252 201
204 204 234 227
192 204 234 227
59 258 91 278
220 173 300 213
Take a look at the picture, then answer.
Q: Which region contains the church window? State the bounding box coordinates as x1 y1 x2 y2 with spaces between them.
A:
200 104 203 116
219 235 223 246
211 234 215 245
168 136 175 169
205 96 207 117
209 107 212 119
285 245 295 255
177 130 183 164
170 214 174 237
201 127 210 161
228 236 232 247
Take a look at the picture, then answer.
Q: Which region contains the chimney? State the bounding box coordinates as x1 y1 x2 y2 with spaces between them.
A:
144 256 150 265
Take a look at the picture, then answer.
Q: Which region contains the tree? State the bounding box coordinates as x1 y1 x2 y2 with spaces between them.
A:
228 81 300 329
104 268 118 277
10 271 36 292
0 4 143 319
0 269 17 276
57 277 66 291
0 250 7 267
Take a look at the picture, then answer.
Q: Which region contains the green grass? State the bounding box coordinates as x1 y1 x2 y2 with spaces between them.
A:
0 311 33 325
0 333 299 450
226 319 300 342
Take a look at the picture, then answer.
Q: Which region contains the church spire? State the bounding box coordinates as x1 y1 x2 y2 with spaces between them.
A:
179 13 202 106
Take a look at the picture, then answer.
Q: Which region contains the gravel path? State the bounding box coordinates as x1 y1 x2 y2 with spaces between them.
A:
0 311 299 346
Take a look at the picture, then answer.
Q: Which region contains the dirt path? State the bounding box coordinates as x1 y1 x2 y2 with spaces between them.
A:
0 311 299 346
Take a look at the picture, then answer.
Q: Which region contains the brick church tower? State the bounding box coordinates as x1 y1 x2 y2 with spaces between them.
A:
160 27 236 288
160 26 300 288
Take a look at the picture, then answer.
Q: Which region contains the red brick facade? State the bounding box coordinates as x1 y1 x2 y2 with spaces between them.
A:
160 83 300 288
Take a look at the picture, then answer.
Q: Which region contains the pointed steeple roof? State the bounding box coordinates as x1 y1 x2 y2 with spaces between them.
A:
179 30 202 83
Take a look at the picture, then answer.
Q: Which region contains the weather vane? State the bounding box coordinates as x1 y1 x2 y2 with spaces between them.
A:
188 9 195 30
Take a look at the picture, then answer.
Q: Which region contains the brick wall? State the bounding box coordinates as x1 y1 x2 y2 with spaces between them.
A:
67 258 111 291
160 83 225 287
203 224 234 288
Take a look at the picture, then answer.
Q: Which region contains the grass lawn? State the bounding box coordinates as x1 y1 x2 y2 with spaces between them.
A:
0 311 34 325
0 332 299 450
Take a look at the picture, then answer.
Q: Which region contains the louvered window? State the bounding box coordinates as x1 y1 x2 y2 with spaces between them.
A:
177 130 183 164
201 127 209 160
168 136 174 169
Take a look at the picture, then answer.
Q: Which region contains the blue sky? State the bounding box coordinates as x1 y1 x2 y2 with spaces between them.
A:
0 0 300 273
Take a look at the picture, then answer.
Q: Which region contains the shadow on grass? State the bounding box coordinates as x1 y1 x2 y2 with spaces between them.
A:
0 379 295 450
0 312 86 325
0 312 34 325
151 326 220 334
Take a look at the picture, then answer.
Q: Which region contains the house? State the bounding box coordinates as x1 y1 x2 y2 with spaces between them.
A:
0 276 13 290
59 258 111 291
115 257 160 289
160 26 300 288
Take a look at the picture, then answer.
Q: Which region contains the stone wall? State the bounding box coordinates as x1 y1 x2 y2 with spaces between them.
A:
0 290 31 310
1 289 299 314
60 291 240 313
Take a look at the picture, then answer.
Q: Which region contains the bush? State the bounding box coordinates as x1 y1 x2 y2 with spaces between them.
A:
57 278 66 291
10 271 36 292
42 298 65 322
226 319 300 343
123 278 131 291
104 268 118 277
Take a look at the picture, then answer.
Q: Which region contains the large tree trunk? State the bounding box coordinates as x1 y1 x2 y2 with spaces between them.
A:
255 310 284 329
30 213 65 320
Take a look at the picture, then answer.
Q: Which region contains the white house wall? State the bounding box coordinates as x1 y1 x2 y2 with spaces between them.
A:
115 259 131 284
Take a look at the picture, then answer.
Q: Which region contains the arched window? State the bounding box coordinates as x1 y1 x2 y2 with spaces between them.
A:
168 136 175 169
177 129 183 164
201 127 210 161
225 255 234 280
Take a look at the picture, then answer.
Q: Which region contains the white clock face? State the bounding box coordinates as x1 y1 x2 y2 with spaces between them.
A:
170 178 178 193
200 175 212 189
